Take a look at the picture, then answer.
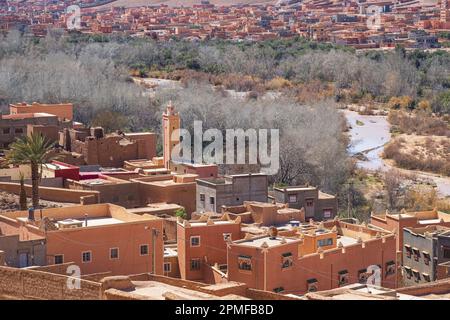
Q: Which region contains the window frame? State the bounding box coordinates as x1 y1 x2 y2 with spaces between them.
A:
81 251 92 264
110 247 119 260
140 244 149 256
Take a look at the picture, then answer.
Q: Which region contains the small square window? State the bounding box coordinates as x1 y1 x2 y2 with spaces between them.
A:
385 261 395 277
54 255 64 265
200 194 205 202
307 278 318 292
164 262 171 273
405 245 412 259
14 128 23 134
423 252 430 265
238 255 252 271
110 248 119 260
140 244 149 256
223 233 232 241
190 236 200 247
289 194 297 203
209 197 215 205
281 252 293 269
190 258 201 271
323 209 332 219
306 199 314 207
2 128 10 135
338 270 349 286
82 251 92 263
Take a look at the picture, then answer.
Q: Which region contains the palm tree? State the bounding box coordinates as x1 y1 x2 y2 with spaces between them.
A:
4 133 57 209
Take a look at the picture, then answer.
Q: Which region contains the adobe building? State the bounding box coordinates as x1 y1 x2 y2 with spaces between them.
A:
9 102 73 121
222 201 305 226
64 127 157 167
0 203 164 276
176 215 242 283
132 174 197 217
402 226 450 287
227 220 397 295
0 113 60 149
196 173 269 213
272 185 338 221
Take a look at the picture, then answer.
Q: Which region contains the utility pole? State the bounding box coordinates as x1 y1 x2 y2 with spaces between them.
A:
152 228 159 274
347 180 353 219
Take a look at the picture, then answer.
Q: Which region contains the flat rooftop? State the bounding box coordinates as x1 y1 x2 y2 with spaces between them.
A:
130 281 219 300
234 235 299 248
1 112 56 120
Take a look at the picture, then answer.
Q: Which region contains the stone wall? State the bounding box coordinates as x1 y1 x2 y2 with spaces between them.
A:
0 266 102 300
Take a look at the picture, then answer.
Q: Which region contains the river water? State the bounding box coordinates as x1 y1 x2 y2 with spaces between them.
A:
343 109 450 197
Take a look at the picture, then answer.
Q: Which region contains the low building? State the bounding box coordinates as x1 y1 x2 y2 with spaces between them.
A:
272 185 337 221
0 203 164 276
196 173 268 213
9 102 74 121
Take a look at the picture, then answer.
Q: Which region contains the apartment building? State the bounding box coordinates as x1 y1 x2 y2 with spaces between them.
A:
272 185 337 221
196 173 268 213
402 226 450 286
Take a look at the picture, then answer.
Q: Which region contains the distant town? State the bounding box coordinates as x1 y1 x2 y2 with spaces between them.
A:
0 0 450 304
1 0 450 49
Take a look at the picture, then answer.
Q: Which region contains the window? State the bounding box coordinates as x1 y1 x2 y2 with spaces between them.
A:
223 233 232 241
281 252 293 269
238 255 252 271
110 248 119 260
338 270 349 286
190 236 201 247
306 199 314 207
82 251 92 263
358 269 368 284
405 244 412 259
2 128 10 134
413 247 420 261
423 273 431 282
317 238 333 247
140 244 149 256
443 246 450 259
412 269 420 282
164 262 171 273
289 194 297 203
209 197 215 205
273 287 284 293
190 258 201 271
200 194 205 202
385 261 396 277
54 255 64 265
323 209 332 219
14 128 23 134
307 278 318 292
423 251 430 265
404 266 412 279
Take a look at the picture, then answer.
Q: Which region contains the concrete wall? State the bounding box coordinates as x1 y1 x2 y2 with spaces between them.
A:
402 229 435 286
0 234 46 268
197 175 268 213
